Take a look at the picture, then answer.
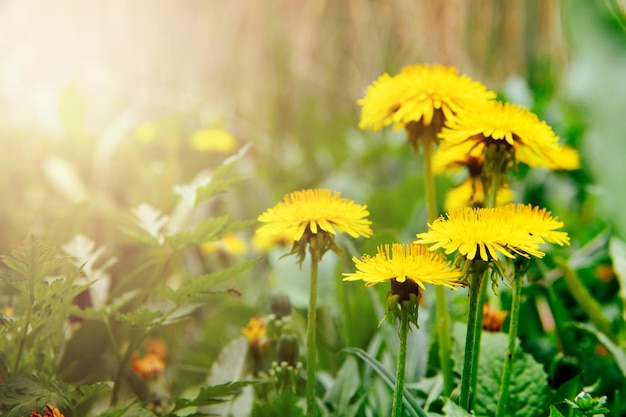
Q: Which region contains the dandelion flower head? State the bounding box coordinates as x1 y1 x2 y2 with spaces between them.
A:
415 204 569 262
439 100 577 169
343 243 462 289
256 189 373 243
358 64 496 132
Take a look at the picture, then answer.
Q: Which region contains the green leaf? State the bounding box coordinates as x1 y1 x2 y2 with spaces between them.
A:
96 403 158 417
323 356 362 414
171 380 254 412
194 150 248 205
343 347 428 417
0 374 108 417
442 397 472 417
166 216 253 249
451 323 552 417
609 236 626 322
162 259 258 304
251 391 305 417
114 307 162 328
1 235 67 282
571 322 626 380
549 405 566 417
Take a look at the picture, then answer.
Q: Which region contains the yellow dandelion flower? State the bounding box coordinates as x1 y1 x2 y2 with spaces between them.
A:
551 145 581 170
511 204 570 246
200 233 248 255
189 128 237 154
256 189 373 243
444 177 513 211
343 243 462 289
415 206 541 261
252 229 293 252
358 64 496 132
439 100 575 169
415 204 569 262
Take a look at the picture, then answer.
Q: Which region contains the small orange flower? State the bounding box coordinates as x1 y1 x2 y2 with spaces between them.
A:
131 352 166 379
482 303 508 332
28 405 65 417
242 316 267 347
131 339 167 379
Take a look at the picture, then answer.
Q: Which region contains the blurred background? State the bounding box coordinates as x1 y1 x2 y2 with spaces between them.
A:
1 0 625 246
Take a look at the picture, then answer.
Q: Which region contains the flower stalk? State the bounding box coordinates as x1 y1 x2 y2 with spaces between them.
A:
391 300 411 417
459 264 487 411
306 250 320 417
496 273 523 417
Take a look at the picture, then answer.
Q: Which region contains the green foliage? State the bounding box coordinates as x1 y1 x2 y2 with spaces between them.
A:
170 381 254 414
452 323 552 417
0 374 108 417
251 391 305 417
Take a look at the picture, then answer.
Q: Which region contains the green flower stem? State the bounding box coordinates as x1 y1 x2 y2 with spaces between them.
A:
391 303 410 417
496 274 522 417
421 134 455 397
306 254 320 417
558 259 615 341
460 267 485 411
470 273 489 408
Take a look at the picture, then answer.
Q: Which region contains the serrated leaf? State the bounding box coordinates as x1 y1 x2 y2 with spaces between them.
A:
343 347 428 417
166 216 253 249
96 403 159 417
194 145 249 205
442 397 472 417
452 323 552 417
171 381 254 412
162 259 258 304
129 204 169 245
115 308 162 328
0 374 108 417
1 235 66 282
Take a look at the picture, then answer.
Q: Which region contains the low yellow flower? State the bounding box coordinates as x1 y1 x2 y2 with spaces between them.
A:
257 189 373 243
28 405 65 417
134 121 158 144
189 128 237 153
200 233 248 255
415 204 569 262
358 64 496 132
439 101 578 170
343 243 462 289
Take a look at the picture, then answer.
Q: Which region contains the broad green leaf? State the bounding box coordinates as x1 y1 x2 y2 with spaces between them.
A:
549 405 566 417
96 403 158 417
452 323 552 417
572 322 626 379
442 398 472 417
343 347 428 417
162 259 258 304
609 236 626 322
323 356 361 414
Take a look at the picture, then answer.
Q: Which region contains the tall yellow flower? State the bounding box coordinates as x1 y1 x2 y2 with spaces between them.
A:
257 189 373 243
343 243 462 289
358 64 496 133
438 100 578 170
414 204 569 262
